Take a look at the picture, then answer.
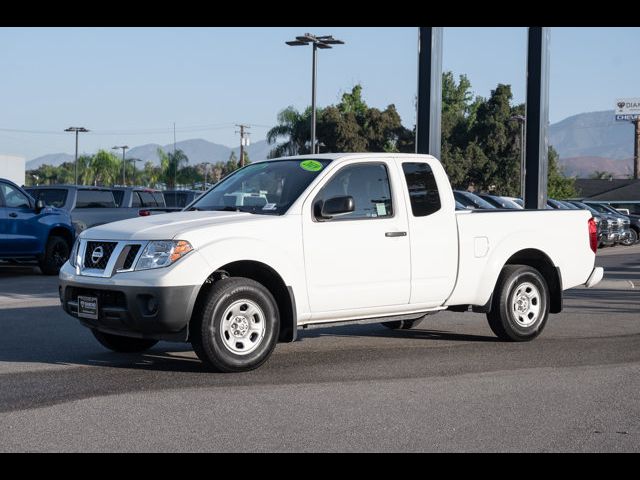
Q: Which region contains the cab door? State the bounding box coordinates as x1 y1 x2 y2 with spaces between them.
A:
395 159 458 306
302 160 411 316
0 181 39 255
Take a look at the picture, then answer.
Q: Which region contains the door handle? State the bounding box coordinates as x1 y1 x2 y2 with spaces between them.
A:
385 231 407 237
9 212 18 218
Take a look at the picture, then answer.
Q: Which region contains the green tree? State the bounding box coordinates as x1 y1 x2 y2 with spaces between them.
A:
589 170 614 180
157 148 189 188
548 146 577 199
226 151 239 173
267 106 312 157
91 150 120 186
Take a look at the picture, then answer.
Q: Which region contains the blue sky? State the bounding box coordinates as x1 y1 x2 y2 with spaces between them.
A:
0 27 638 161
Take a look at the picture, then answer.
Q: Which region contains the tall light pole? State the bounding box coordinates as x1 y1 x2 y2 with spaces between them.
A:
113 145 129 186
286 33 344 154
64 127 89 185
511 115 526 198
203 162 212 191
128 158 142 186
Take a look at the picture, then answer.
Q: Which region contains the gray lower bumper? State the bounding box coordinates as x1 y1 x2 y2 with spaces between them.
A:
59 279 200 342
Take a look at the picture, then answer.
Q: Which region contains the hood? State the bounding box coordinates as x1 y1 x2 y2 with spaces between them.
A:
81 210 271 241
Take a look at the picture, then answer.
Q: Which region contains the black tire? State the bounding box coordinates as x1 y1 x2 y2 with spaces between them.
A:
382 317 425 330
92 330 158 353
38 235 70 275
190 277 280 373
622 229 638 246
486 265 550 342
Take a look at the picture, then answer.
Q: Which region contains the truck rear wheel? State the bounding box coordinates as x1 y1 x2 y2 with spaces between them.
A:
191 277 280 372
39 235 70 275
92 330 158 353
486 265 550 342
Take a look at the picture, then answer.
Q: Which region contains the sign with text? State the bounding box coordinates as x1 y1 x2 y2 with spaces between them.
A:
615 98 640 121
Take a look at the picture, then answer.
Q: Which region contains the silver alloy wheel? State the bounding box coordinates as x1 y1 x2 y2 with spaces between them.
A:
511 281 541 327
219 299 266 355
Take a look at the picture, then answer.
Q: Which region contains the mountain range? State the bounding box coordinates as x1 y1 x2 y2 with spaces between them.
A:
26 110 637 178
26 138 273 170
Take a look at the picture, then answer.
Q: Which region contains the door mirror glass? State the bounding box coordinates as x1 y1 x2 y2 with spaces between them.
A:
35 199 46 213
318 195 355 219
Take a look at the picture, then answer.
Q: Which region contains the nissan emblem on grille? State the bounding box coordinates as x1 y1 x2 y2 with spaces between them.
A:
91 246 104 264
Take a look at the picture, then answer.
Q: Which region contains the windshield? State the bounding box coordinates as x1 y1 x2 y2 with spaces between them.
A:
188 159 332 215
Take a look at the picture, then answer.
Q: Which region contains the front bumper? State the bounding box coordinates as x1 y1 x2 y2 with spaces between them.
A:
59 278 199 341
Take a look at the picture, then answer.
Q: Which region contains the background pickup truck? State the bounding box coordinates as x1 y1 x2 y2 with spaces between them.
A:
0 178 74 274
25 185 164 234
59 153 603 372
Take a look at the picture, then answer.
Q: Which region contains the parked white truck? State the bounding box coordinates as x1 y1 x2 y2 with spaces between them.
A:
59 153 604 372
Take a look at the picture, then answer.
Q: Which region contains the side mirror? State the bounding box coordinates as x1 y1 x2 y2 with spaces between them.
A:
316 195 355 220
35 199 45 213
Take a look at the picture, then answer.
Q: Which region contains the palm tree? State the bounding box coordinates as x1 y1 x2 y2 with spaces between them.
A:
157 148 189 189
266 106 313 158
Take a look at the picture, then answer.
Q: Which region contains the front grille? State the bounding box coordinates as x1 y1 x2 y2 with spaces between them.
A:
84 241 117 270
122 245 141 270
66 287 127 309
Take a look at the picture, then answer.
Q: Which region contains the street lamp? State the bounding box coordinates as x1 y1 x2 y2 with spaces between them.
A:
64 127 89 185
112 145 129 186
203 162 212 191
286 33 344 154
511 115 526 198
128 158 142 186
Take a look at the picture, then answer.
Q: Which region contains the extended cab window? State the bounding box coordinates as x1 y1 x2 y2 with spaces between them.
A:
138 191 157 207
1 183 31 209
316 163 393 220
76 190 116 208
111 190 125 207
26 188 68 208
152 192 166 207
402 162 441 217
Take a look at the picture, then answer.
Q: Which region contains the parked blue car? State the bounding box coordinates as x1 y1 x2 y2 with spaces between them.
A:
0 178 75 275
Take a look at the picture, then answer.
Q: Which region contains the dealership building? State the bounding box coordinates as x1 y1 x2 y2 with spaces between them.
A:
0 155 26 186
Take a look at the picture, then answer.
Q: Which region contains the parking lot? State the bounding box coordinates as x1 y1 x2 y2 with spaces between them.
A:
0 244 638 452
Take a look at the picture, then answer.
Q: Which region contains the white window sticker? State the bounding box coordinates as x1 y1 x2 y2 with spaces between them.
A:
376 203 387 216
262 203 277 211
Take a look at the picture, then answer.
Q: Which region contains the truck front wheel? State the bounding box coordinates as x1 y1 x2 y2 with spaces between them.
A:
191 277 280 372
486 265 550 342
39 235 70 275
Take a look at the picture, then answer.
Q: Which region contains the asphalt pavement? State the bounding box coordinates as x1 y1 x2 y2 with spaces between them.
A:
0 245 638 452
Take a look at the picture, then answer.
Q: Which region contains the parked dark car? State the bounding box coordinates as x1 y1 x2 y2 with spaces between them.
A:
477 193 522 209
25 185 150 234
111 187 166 208
453 190 497 210
1 178 74 274
568 201 615 247
162 189 204 209
584 201 635 246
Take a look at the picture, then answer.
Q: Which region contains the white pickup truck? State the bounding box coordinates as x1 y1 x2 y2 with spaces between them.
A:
59 153 604 372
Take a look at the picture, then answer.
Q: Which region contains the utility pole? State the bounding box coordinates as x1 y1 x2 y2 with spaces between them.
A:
112 145 129 186
634 119 640 180
236 124 250 167
64 127 89 185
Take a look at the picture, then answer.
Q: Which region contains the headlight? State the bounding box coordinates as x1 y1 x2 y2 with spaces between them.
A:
69 238 80 268
134 240 193 271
